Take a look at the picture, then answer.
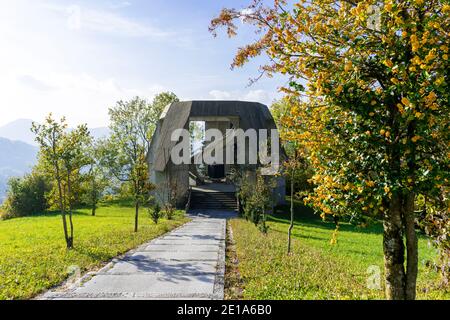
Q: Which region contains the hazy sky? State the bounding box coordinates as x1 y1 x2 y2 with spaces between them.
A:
0 0 286 128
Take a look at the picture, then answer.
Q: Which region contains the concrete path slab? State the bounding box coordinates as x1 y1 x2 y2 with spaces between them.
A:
40 214 233 300
141 244 220 252
128 250 219 261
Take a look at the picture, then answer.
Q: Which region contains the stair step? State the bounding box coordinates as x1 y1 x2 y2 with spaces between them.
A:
191 199 236 202
192 207 236 209
191 202 236 204
189 190 238 210
192 204 235 206
192 196 235 199
191 197 235 199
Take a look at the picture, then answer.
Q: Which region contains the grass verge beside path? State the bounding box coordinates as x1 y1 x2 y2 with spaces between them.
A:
228 200 449 300
0 202 189 300
224 221 243 299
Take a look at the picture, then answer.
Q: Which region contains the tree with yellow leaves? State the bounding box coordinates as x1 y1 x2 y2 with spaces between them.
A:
211 0 449 299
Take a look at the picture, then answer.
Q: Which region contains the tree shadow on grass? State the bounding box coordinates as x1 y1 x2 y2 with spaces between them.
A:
268 227 329 242
26 199 134 218
98 198 134 208
270 199 384 236
28 208 92 218
273 200 431 242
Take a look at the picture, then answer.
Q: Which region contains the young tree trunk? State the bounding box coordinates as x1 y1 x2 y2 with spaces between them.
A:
67 171 74 249
134 200 139 233
383 193 406 300
404 192 418 300
55 163 71 249
91 178 96 216
287 171 294 254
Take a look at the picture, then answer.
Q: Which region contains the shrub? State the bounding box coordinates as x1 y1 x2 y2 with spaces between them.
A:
0 207 14 220
163 203 175 220
149 203 162 224
1 172 50 219
239 172 275 233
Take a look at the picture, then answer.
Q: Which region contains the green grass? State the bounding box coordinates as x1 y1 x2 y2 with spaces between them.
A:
0 202 189 300
229 199 449 300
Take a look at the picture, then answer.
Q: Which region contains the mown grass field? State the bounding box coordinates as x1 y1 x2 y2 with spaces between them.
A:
228 199 449 300
0 202 188 300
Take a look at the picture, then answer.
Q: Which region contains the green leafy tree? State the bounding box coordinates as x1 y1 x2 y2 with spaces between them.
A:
105 93 178 232
32 115 90 248
1 171 50 219
60 125 91 244
150 92 179 126
82 139 109 216
211 0 449 299
271 99 291 129
31 115 71 248
272 98 313 253
284 147 302 254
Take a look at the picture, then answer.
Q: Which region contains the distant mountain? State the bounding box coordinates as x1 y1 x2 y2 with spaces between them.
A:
89 127 110 140
0 138 38 202
0 119 110 145
0 119 110 202
0 119 36 146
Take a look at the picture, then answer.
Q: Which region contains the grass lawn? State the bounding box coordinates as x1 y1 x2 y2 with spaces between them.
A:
0 201 189 300
228 199 449 300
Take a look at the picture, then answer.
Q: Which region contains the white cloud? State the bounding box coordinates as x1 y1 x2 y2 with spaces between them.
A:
243 89 271 102
208 90 232 100
46 3 174 38
17 75 56 91
0 70 165 128
80 10 172 38
67 5 82 30
208 89 275 106
0 1 282 129
0 2 174 128
108 1 132 10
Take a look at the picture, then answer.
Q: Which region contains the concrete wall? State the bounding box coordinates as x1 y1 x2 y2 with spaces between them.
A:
148 104 286 208
151 162 189 208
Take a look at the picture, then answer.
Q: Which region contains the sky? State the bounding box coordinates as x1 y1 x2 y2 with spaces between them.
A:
0 0 286 128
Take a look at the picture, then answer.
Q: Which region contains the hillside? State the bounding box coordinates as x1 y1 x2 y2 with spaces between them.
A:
0 119 36 146
0 138 38 202
0 120 110 202
0 119 110 145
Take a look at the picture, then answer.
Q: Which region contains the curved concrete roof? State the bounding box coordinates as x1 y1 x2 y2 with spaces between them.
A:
151 100 278 171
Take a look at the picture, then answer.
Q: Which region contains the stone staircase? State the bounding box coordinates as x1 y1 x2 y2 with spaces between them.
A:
189 190 238 211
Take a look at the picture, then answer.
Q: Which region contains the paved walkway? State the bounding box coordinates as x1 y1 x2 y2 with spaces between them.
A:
42 211 233 300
